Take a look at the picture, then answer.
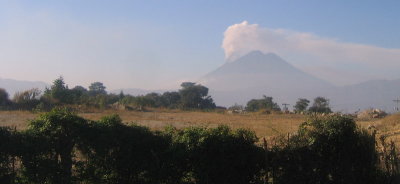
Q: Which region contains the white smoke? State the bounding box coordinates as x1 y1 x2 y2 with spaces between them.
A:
222 21 400 85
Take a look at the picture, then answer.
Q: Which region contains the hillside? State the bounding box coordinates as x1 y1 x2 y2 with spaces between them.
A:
0 78 48 96
199 51 400 112
199 51 334 107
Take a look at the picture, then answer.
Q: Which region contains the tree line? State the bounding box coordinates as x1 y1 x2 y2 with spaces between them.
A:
1 77 334 114
0 108 398 184
1 77 333 114
241 95 332 113
0 77 216 111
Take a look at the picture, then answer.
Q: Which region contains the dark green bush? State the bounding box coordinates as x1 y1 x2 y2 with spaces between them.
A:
271 115 386 184
0 109 396 184
169 126 264 184
76 115 175 184
0 127 17 183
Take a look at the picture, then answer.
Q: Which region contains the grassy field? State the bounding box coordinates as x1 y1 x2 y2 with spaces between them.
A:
359 113 400 146
0 110 305 138
0 109 399 143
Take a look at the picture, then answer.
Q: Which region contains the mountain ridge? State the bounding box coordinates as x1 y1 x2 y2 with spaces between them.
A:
199 51 400 112
0 78 48 96
1 52 399 113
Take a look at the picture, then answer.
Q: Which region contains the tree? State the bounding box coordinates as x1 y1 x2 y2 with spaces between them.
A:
302 116 378 183
71 86 87 95
180 82 196 88
118 91 125 99
271 115 382 184
0 88 10 106
88 82 107 96
22 108 87 184
77 115 173 184
169 126 264 184
44 76 71 104
69 86 88 104
293 98 310 113
179 82 215 109
145 93 162 107
309 97 332 113
246 95 280 112
13 88 41 103
161 91 181 108
13 88 41 109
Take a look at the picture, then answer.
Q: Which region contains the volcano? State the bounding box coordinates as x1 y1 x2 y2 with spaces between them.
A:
199 51 400 112
199 51 335 107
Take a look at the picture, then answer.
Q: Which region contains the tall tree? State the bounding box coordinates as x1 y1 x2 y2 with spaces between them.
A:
309 97 332 113
246 95 280 112
161 91 181 108
0 88 10 106
293 98 310 113
44 76 71 103
70 86 88 104
88 82 107 96
179 82 215 109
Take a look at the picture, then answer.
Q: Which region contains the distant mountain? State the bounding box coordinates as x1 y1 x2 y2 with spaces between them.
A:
110 88 168 96
199 51 335 107
0 78 48 97
328 79 400 112
199 51 400 112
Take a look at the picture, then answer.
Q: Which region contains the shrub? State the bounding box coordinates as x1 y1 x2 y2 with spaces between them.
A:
271 115 384 184
0 127 17 183
170 126 264 184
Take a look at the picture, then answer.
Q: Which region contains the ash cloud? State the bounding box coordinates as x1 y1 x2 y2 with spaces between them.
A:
222 21 400 85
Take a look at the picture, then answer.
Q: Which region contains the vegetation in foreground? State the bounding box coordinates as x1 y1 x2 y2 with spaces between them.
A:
0 108 399 184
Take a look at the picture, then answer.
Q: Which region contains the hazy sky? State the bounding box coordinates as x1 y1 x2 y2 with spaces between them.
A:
1 0 399 90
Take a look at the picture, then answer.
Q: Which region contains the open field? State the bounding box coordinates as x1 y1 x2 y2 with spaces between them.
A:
0 110 306 138
1 109 399 142
359 113 400 146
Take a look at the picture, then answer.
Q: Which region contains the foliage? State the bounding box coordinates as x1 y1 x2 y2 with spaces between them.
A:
0 78 219 111
144 92 162 107
270 115 385 184
44 77 72 104
19 108 87 184
161 91 181 108
88 82 107 96
179 82 216 109
0 127 17 183
76 115 175 184
69 86 88 104
293 98 310 113
167 125 264 184
0 109 398 183
308 97 332 113
13 88 42 110
246 95 281 112
0 88 10 107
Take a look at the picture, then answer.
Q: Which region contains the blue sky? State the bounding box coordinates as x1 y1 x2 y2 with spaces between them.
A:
0 0 399 90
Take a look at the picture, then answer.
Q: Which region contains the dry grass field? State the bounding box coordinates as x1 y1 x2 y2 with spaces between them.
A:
0 109 305 138
1 109 399 143
358 113 400 146
0 111 37 130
